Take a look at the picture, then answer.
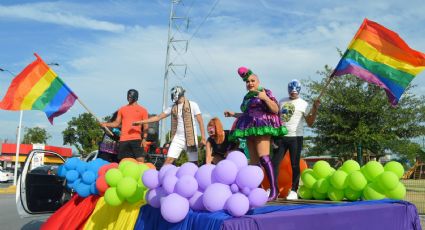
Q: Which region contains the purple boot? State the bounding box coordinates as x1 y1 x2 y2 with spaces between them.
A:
260 155 278 201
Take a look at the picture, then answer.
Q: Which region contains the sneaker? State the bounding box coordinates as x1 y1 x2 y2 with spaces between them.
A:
286 190 298 200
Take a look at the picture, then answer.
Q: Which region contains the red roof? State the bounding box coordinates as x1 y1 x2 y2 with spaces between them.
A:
1 143 72 157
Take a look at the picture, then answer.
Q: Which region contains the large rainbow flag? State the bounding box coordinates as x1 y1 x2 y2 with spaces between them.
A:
0 53 78 124
333 18 425 106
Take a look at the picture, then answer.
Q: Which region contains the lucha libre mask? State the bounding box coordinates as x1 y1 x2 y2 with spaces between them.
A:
171 86 185 103
288 79 301 95
127 89 139 103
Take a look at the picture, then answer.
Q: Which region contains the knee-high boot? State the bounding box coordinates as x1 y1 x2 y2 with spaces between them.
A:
260 155 278 201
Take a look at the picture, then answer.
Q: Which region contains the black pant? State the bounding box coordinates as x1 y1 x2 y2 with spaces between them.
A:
271 136 303 191
118 140 146 160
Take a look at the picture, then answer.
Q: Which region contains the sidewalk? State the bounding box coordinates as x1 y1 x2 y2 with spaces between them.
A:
0 185 16 194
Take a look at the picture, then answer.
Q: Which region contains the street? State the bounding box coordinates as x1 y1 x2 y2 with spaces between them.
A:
0 192 48 230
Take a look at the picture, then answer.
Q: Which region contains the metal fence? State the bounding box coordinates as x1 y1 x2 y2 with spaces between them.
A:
402 179 425 214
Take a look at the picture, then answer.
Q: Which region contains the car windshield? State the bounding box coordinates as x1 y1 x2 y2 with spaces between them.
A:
29 165 58 175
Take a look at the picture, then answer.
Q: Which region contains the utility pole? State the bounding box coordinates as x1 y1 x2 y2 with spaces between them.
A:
160 0 189 146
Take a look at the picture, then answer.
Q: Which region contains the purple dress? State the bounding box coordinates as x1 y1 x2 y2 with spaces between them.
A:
230 88 287 139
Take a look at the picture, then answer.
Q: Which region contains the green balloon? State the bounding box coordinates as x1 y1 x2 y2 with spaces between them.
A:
344 187 362 201
340 160 360 174
386 182 406 200
347 171 367 191
118 160 133 172
126 185 145 204
327 186 344 201
138 176 147 190
363 182 386 200
139 164 150 174
117 177 138 198
377 171 399 191
123 162 142 180
315 178 330 194
330 170 348 190
361 161 384 182
384 161 404 179
104 187 124 206
105 168 123 187
313 161 333 178
301 169 317 189
312 189 327 200
298 185 313 199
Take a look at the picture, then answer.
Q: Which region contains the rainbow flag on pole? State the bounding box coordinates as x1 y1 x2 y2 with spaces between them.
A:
333 18 425 106
0 53 78 124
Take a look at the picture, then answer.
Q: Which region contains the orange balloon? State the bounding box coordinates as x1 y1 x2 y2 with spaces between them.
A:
145 162 156 169
261 152 309 198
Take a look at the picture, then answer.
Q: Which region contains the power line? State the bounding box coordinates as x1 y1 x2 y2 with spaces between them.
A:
189 0 220 41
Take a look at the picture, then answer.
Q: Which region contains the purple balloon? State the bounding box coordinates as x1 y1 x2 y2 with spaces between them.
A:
195 164 215 191
162 175 178 194
189 191 205 211
226 193 250 217
230 183 239 193
159 164 176 185
241 187 251 196
203 183 232 212
146 187 167 208
177 162 198 178
226 151 248 170
248 188 268 208
142 169 160 189
212 160 238 185
174 175 198 198
160 193 190 223
235 165 264 189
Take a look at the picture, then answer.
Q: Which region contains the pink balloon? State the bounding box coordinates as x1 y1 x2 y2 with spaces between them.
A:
248 188 268 208
226 151 248 170
212 160 238 185
174 175 198 198
235 165 264 189
226 193 250 217
160 193 189 223
189 191 205 211
203 183 232 212
195 164 215 191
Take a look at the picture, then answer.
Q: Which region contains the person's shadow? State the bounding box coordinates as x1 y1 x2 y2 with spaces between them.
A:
21 220 44 230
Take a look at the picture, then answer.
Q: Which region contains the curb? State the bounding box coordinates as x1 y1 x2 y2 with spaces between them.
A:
0 185 16 194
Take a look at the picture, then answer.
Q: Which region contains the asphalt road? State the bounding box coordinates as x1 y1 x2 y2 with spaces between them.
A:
0 194 48 230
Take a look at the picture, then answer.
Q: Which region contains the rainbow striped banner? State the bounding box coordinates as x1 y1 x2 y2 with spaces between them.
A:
0 53 78 124
333 18 425 106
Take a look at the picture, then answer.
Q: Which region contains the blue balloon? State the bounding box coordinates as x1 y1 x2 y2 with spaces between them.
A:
65 170 79 182
64 157 80 170
57 165 67 178
75 183 91 197
76 162 88 175
82 171 96 184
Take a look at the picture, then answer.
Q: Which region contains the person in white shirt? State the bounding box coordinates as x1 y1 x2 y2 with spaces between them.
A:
272 79 320 200
132 86 206 165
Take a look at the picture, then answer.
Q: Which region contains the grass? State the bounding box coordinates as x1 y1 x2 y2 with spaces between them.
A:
402 179 425 214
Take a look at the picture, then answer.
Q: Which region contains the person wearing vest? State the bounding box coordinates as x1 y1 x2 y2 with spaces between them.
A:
101 89 149 162
224 67 288 201
205 117 238 164
133 86 206 165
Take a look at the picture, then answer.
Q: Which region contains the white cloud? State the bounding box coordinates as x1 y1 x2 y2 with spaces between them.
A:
0 3 125 32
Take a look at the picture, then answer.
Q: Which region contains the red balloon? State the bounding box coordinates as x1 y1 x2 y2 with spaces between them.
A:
262 152 308 198
96 176 109 195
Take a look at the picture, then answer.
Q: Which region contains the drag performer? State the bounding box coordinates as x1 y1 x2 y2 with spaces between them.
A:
224 67 287 201
133 86 206 165
101 89 148 162
272 79 320 199
205 117 238 164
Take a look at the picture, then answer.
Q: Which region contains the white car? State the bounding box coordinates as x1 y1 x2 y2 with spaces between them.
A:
0 170 14 182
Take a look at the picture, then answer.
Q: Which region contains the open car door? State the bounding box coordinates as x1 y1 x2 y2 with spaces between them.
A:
16 150 72 218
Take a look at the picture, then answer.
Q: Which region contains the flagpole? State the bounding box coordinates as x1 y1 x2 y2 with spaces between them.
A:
13 110 23 186
76 98 114 136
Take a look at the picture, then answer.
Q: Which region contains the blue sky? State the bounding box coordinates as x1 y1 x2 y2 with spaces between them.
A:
1 0 425 150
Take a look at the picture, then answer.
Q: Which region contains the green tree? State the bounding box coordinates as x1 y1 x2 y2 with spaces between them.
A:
22 127 51 144
62 113 104 157
304 65 425 162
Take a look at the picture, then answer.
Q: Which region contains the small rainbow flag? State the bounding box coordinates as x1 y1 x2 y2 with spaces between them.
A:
333 18 425 106
0 53 78 124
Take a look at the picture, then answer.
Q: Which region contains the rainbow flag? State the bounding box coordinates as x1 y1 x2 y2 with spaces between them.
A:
333 18 425 106
0 53 78 124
